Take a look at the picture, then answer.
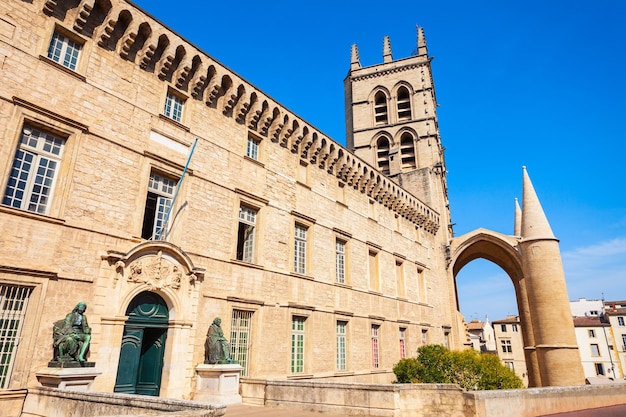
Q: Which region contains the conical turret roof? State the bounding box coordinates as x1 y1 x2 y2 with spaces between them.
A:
521 166 555 240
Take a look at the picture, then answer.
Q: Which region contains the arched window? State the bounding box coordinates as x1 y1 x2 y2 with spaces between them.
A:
374 91 388 125
376 137 390 174
400 132 416 170
397 87 412 121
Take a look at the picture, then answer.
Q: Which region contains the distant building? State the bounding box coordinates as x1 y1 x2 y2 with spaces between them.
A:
572 315 621 381
466 318 496 353
604 301 626 379
492 316 528 386
570 298 604 317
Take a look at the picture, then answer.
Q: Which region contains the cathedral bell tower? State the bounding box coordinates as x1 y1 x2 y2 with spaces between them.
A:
344 27 451 235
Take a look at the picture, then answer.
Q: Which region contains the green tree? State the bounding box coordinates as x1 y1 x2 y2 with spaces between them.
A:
393 345 523 390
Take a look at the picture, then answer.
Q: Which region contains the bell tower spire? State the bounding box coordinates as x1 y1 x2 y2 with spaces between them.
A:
417 25 428 56
383 36 393 62
350 44 361 70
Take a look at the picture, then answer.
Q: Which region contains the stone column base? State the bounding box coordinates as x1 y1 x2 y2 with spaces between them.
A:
194 364 243 404
36 367 102 391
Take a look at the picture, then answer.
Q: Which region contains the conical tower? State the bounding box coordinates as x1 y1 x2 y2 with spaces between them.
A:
518 167 585 386
344 26 451 237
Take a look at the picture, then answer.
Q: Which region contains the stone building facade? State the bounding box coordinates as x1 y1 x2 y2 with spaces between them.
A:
0 0 461 399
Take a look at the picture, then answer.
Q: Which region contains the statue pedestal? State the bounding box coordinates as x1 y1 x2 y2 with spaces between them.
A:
36 365 101 391
194 364 243 404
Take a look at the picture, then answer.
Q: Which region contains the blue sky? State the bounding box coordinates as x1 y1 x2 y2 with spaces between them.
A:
131 1 626 321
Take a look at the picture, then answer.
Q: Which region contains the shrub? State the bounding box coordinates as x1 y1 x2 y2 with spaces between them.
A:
393 344 523 390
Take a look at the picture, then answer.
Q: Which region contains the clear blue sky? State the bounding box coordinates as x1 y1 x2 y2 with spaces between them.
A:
132 1 626 322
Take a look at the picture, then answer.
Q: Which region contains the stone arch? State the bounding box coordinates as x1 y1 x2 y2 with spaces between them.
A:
98 241 204 397
449 228 538 385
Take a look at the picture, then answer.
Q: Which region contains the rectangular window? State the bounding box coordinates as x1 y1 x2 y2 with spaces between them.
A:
47 31 81 70
501 324 507 332
417 268 426 302
246 135 260 160
512 324 518 332
142 171 177 240
399 328 406 359
291 316 305 373
621 334 626 351
336 321 347 371
591 344 600 357
588 329 596 338
236 205 257 263
230 310 253 376
443 331 450 349
595 363 605 376
164 92 184 123
505 361 514 371
618 317 625 326
396 260 405 298
293 224 307 275
501 339 512 353
368 250 379 292
421 329 428 346
371 325 380 368
3 124 65 215
335 239 346 284
0 284 33 388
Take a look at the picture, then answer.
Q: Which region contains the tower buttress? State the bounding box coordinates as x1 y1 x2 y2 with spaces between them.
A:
350 44 361 70
518 167 585 386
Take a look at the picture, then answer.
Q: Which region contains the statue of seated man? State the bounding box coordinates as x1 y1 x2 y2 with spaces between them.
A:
53 302 92 362
204 317 236 364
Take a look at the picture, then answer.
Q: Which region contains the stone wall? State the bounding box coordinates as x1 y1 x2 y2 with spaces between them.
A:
20 387 225 417
241 379 626 417
0 389 27 417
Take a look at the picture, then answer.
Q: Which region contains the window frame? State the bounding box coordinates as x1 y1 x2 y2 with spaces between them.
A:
373 90 389 125
335 238 347 284
336 321 347 371
236 204 258 263
141 170 178 240
371 324 380 368
396 86 412 121
230 309 253 376
291 316 306 373
501 339 512 353
293 222 309 275
618 317 625 326
2 124 66 216
46 26 84 72
0 284 34 389
246 133 261 161
399 327 406 359
594 362 605 376
163 90 186 123
590 343 600 357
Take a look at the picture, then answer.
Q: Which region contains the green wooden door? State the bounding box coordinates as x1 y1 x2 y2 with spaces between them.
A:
114 327 143 394
114 292 169 396
135 327 167 395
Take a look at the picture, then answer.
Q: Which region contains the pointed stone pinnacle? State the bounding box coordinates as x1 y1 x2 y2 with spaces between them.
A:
521 167 555 240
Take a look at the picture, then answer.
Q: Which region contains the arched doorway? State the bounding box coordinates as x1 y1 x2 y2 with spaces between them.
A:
114 291 169 396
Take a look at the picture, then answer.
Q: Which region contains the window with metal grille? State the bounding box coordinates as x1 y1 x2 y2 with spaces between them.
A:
2 124 65 215
142 171 177 240
0 284 33 388
371 324 380 368
293 224 307 275
336 321 347 371
291 316 305 373
47 31 81 71
230 310 253 376
399 328 406 359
